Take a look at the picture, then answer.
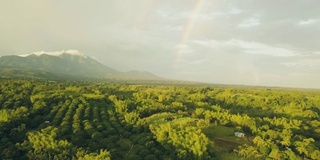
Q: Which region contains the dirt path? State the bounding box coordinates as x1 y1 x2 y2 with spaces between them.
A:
212 138 242 151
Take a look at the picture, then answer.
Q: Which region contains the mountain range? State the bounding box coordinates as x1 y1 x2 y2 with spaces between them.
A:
0 50 161 81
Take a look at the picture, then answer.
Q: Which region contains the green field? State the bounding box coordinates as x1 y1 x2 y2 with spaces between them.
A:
0 79 319 160
202 125 251 150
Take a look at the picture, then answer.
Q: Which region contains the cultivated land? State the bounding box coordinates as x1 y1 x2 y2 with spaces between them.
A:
0 79 319 160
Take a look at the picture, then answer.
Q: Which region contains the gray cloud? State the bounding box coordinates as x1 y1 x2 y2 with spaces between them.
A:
1 0 320 88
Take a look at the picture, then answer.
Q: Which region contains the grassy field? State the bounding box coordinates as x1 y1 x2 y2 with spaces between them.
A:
202 125 252 155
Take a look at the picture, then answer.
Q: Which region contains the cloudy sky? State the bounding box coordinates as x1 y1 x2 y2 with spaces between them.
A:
1 0 320 89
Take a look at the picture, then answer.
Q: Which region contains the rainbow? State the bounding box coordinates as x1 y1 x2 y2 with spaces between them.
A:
174 0 204 68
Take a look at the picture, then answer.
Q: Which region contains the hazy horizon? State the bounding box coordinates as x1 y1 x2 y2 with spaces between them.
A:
1 0 320 89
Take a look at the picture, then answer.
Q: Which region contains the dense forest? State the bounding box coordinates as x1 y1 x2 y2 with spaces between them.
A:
0 79 319 160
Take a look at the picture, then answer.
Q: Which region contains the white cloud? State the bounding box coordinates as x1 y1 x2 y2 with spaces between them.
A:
238 18 260 28
230 8 242 14
157 9 224 21
165 25 183 31
193 39 298 57
281 59 320 67
189 59 208 64
299 19 318 25
156 9 181 20
238 14 260 28
176 44 193 54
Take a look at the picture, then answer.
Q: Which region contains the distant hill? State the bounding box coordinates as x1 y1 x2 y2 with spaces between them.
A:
0 50 161 80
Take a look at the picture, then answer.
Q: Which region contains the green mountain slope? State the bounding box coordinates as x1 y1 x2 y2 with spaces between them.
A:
0 52 160 80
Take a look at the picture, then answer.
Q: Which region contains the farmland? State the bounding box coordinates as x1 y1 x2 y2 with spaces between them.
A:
0 79 320 159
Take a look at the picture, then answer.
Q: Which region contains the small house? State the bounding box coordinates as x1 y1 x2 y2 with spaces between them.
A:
234 131 245 137
45 121 50 124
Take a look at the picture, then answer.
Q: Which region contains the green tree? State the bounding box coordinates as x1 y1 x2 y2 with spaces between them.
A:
17 126 75 160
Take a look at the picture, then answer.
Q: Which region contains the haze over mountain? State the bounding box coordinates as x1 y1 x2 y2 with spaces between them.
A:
0 50 160 80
